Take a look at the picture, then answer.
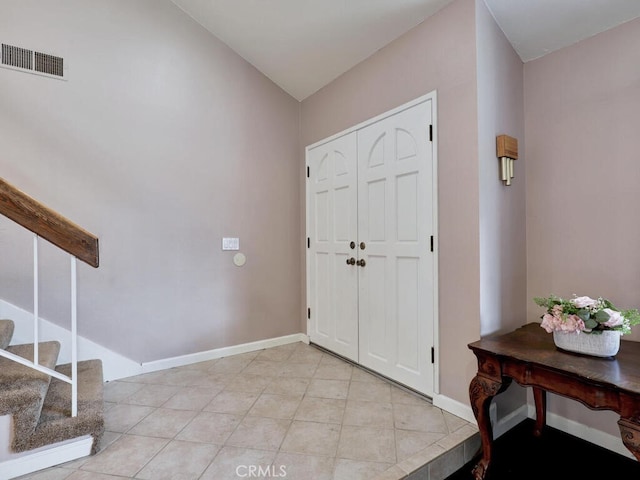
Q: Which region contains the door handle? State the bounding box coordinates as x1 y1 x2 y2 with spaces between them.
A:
346 257 356 265
356 259 366 267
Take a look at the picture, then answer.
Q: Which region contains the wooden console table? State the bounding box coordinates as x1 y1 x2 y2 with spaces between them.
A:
468 323 640 480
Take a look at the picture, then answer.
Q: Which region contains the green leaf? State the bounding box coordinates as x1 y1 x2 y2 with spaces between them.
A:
622 309 640 327
577 309 590 322
533 297 547 307
584 318 598 329
595 310 610 323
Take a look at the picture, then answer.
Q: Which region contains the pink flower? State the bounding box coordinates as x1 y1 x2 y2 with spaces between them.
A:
551 305 564 316
540 313 557 333
560 314 585 333
602 308 624 327
540 312 585 334
571 296 597 308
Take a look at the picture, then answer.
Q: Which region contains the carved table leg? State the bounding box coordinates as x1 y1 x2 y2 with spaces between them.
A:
469 375 505 480
618 418 640 461
532 387 546 437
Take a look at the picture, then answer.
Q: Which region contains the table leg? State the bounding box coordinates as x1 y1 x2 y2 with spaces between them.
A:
469 375 507 480
618 418 640 461
532 387 546 437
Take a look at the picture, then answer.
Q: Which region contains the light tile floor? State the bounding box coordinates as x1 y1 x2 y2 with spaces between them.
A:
16 342 479 480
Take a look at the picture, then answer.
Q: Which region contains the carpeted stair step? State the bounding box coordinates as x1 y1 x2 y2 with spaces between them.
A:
0 319 15 349
0 341 61 451
20 359 105 454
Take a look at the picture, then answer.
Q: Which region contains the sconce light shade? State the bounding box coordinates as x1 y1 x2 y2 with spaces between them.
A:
496 134 518 186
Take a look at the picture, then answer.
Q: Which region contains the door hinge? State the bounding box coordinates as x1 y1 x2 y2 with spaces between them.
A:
429 124 433 142
430 235 434 252
307 166 310 178
307 307 311 319
431 346 435 364
307 237 310 248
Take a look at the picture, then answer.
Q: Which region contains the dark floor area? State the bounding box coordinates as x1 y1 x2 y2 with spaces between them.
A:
445 418 640 480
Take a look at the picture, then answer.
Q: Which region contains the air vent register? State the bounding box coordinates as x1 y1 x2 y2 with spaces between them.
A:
1 43 65 79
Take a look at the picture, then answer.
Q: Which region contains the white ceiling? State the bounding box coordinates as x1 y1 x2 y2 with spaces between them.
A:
171 0 640 101
484 0 640 62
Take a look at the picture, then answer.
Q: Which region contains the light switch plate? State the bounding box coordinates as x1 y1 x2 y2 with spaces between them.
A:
222 237 239 250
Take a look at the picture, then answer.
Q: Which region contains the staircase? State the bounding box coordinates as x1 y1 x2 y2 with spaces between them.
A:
0 319 104 477
0 177 104 478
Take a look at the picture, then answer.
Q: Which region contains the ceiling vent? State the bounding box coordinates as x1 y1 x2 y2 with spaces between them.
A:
1 43 66 79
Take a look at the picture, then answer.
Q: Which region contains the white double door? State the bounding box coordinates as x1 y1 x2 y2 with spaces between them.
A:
306 95 437 396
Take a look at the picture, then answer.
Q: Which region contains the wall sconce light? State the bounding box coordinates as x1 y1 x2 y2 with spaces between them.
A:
496 134 518 186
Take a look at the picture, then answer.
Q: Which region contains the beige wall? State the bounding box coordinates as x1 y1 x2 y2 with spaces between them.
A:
0 0 301 362
475 0 527 413
525 17 640 435
301 0 480 405
476 0 526 336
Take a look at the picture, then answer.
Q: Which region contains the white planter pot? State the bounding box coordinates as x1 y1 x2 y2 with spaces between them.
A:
553 330 621 357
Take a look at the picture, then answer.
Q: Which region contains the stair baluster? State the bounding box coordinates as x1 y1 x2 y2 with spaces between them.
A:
70 255 77 417
33 234 39 368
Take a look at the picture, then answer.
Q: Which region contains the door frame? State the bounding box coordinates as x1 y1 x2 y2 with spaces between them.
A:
305 90 439 395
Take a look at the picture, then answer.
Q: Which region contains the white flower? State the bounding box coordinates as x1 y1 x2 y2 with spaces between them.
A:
602 308 624 328
571 296 598 309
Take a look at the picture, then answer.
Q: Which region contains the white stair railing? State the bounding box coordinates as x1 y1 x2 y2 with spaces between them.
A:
0 176 99 419
0 233 78 417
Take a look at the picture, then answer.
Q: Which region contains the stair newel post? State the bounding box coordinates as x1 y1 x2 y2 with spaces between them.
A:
33 234 39 367
71 255 78 417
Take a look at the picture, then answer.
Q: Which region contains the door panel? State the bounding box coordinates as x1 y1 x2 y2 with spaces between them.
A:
396 172 418 241
357 100 434 394
366 179 386 241
396 256 419 373
307 133 359 362
361 253 387 360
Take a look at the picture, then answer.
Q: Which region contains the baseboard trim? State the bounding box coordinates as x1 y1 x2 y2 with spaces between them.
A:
526 404 634 460
431 394 632 460
0 435 92 479
432 393 476 424
1 299 310 381
141 333 309 373
430 393 524 436
493 405 528 438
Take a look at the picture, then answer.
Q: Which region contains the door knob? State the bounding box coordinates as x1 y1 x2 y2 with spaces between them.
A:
356 259 366 267
360 242 366 250
346 257 356 265
350 241 356 249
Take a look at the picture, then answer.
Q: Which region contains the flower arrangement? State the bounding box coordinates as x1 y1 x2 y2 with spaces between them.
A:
534 294 640 336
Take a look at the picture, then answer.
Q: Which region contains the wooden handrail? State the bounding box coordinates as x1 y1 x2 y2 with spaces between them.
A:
0 177 99 267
